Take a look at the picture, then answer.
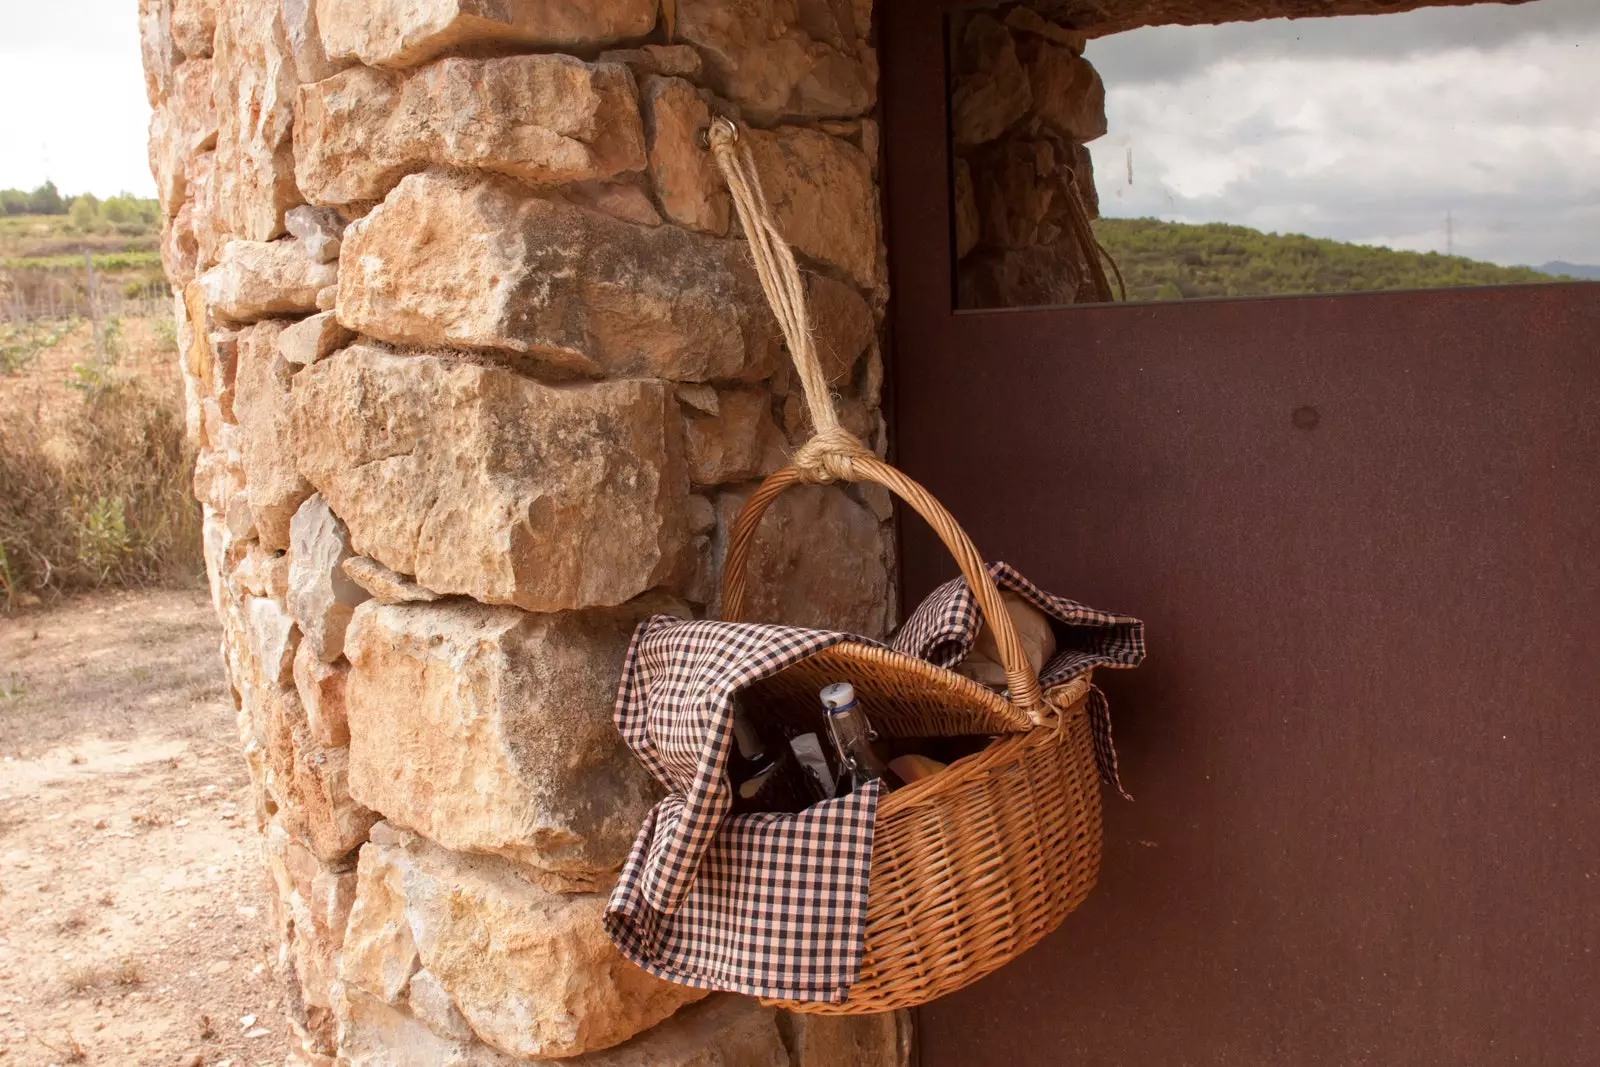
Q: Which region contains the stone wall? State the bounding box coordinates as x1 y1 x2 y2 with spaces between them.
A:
141 0 902 1062
951 5 1108 309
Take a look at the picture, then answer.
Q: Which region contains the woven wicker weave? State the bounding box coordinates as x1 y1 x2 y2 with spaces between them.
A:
722 458 1104 1015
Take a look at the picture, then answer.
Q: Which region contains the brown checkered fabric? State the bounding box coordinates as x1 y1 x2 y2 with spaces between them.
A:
892 561 1145 798
605 566 1144 1001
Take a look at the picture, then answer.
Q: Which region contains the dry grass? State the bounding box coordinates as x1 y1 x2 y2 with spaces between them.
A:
0 316 202 610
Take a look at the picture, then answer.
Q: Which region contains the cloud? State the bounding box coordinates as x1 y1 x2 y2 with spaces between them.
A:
1087 5 1600 266
0 0 154 197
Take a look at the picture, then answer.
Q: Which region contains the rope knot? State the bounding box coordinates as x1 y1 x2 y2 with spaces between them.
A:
792 427 871 484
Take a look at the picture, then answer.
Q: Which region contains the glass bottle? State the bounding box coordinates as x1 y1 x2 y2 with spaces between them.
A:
819 682 901 794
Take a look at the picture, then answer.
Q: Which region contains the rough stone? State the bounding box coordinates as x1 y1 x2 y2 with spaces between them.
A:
1003 6 1087 54
334 983 520 1066
804 272 874 386
265 687 379 862
563 181 663 227
781 1011 911 1067
267 820 357 1010
599 43 703 81
282 0 344 84
575 995 787 1066
1024 39 1107 143
743 124 880 290
277 311 353 366
715 483 889 637
676 0 873 123
231 541 288 598
212 0 300 240
958 240 1089 310
951 14 1031 148
642 76 728 236
138 0 181 105
288 494 370 661
954 157 981 259
341 599 666 887
370 830 705 1058
341 557 443 606
295 56 646 206
408 969 474 1043
335 171 779 381
198 240 338 322
683 386 787 485
294 639 351 749
341 839 421 1003
285 205 347 263
292 346 688 612
234 320 313 550
148 59 218 217
315 0 659 70
244 594 299 689
172 0 220 57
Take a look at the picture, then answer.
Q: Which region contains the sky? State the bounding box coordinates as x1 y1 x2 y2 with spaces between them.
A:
0 1 156 199
1085 0 1600 268
0 0 1595 268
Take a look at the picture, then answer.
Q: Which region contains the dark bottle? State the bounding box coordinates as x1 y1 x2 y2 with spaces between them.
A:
819 683 902 795
727 702 814 814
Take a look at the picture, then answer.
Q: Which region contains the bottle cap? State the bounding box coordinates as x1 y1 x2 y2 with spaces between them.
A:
819 682 855 712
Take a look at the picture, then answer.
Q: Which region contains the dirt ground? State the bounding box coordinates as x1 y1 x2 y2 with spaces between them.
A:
0 588 290 1066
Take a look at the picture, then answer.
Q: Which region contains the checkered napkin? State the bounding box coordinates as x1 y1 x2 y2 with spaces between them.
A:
892 561 1146 798
604 565 1144 1002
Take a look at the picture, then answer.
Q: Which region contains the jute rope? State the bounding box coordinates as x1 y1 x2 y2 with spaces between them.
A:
705 118 872 484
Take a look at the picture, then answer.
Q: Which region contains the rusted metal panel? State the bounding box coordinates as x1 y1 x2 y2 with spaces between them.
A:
880 2 1600 1064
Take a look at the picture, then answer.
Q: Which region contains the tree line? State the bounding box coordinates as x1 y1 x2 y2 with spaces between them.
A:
2 183 160 236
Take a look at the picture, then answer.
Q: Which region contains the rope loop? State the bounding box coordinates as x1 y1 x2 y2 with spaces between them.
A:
705 117 865 484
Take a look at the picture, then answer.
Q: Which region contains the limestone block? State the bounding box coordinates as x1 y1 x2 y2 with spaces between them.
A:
715 483 889 638
284 205 347 263
804 273 875 387
335 171 777 381
295 56 646 205
148 59 218 217
198 239 337 322
292 345 688 612
341 840 420 1003
293 636 351 747
1003 6 1087 54
958 240 1088 310
244 594 299 689
599 43 703 81
316 0 659 70
1024 40 1107 143
563 180 663 226
954 157 980 259
213 0 301 240
265 687 379 862
281 0 344 84
172 0 220 57
341 557 442 606
288 494 370 661
951 14 1031 148
744 125 879 290
267 820 357 1010
408 969 474 1043
186 150 231 270
277 311 352 366
234 320 314 550
341 599 665 887
230 540 288 598
677 0 874 123
683 386 787 485
575 996 788 1066
334 983 520 1066
163 198 201 285
138 0 181 105
642 76 728 236
781 1011 911 1067
371 830 705 1058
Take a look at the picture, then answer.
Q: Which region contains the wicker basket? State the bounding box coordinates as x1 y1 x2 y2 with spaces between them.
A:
721 457 1104 1015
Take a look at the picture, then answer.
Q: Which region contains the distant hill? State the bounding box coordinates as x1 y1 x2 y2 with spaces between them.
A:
1091 217 1588 302
1536 260 1600 281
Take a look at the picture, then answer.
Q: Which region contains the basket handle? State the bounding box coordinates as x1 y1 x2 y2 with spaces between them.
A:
721 454 1049 725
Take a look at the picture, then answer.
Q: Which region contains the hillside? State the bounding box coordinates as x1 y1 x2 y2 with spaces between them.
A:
1092 217 1586 302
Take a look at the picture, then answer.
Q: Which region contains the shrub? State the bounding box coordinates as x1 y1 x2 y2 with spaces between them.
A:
0 375 201 609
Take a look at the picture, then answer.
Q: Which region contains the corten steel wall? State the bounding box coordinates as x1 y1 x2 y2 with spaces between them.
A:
881 1 1600 1064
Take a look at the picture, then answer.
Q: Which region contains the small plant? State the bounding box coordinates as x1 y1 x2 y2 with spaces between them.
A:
74 495 132 581
115 955 144 986
0 319 69 376
63 962 110 994
0 671 26 703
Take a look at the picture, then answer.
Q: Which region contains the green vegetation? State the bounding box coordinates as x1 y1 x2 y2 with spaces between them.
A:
0 250 162 272
1092 217 1579 301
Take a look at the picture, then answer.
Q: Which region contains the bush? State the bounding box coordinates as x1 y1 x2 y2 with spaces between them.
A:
0 377 202 609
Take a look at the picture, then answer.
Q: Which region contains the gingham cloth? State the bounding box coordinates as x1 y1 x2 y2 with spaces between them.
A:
604 564 1143 1002
891 561 1146 798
